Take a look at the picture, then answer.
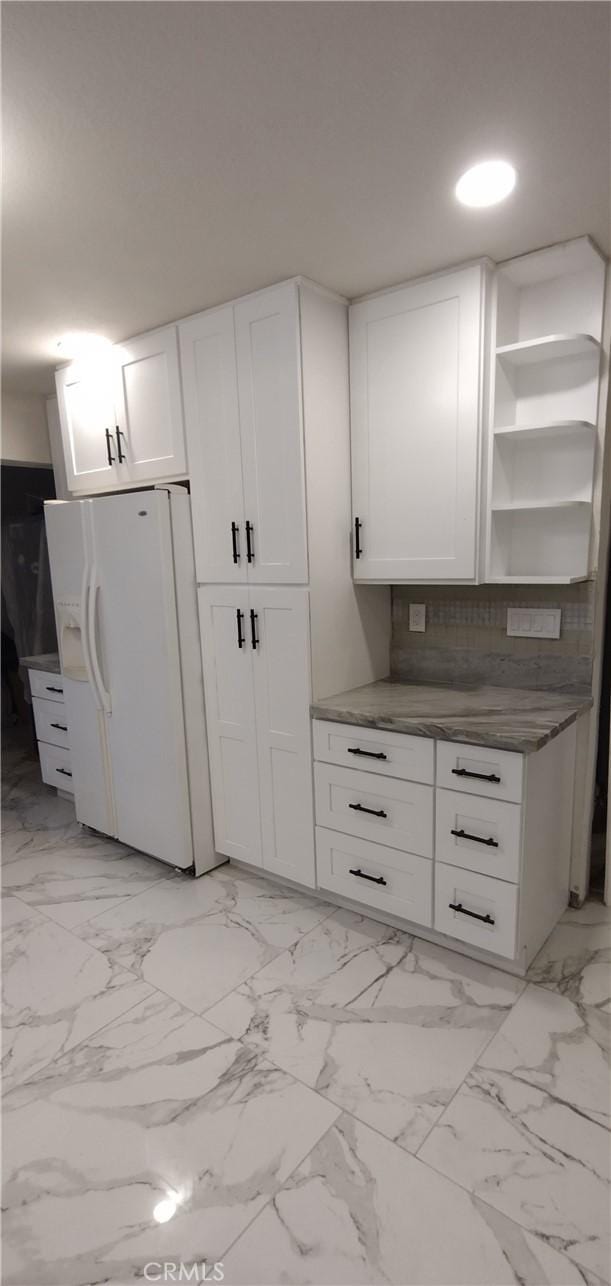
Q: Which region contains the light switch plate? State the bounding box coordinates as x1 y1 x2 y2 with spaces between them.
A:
506 608 561 639
409 603 426 632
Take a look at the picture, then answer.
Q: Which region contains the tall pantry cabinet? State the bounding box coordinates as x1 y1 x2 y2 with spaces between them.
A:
180 280 390 888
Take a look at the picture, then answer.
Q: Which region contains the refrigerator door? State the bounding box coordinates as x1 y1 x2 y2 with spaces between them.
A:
44 500 116 836
89 489 194 867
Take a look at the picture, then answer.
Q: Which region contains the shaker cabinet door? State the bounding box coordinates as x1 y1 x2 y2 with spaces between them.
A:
179 306 246 583
56 362 118 493
350 264 485 582
113 326 187 485
235 283 308 584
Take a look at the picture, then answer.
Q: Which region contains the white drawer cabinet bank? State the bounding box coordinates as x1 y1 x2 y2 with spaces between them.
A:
311 681 588 973
22 656 74 796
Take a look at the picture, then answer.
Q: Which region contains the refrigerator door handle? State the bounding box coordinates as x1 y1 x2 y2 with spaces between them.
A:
88 569 112 713
79 560 102 710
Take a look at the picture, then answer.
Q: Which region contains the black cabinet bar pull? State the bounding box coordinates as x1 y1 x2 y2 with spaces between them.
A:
449 902 495 926
105 428 115 466
451 767 501 784
349 802 388 818
50 722 68 732
245 521 254 564
354 516 362 560
231 522 240 564
250 609 259 651
450 828 499 848
349 867 387 886
115 426 127 462
347 747 388 761
46 686 63 694
56 767 72 778
236 609 245 649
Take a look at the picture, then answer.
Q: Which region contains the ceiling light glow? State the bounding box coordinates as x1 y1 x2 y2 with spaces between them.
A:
455 160 517 209
153 1196 178 1224
55 332 112 361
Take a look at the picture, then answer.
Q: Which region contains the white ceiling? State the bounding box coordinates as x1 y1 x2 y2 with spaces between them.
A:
3 1 609 395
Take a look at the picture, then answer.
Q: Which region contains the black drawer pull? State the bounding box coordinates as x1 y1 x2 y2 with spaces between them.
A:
46 686 63 694
451 828 499 848
56 767 72 778
449 901 495 926
349 802 387 818
347 747 388 761
115 426 127 463
349 867 387 886
50 722 68 732
245 521 254 564
451 767 501 784
236 609 245 649
354 516 363 560
231 522 240 564
105 427 115 465
250 609 259 651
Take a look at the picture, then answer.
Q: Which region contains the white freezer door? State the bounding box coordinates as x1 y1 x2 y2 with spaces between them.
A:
90 490 193 867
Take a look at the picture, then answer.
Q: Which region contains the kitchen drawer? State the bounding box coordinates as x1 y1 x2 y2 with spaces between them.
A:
435 789 522 884
436 740 523 804
32 697 70 750
39 742 74 794
313 718 434 784
434 863 518 960
316 826 432 927
314 761 433 856
29 670 65 704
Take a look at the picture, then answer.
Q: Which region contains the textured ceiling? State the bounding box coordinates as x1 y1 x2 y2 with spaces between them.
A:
2 1 610 394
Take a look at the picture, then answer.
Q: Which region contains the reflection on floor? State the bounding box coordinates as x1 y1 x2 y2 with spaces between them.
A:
2 734 610 1286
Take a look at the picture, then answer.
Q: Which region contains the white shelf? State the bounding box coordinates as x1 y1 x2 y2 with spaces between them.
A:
493 419 595 441
496 333 600 367
487 575 591 585
491 499 591 514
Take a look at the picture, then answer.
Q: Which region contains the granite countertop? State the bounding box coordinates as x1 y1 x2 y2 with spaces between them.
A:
20 653 61 675
311 680 592 754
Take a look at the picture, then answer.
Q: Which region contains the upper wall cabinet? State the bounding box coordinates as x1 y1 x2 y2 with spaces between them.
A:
350 263 490 583
56 326 186 494
179 281 308 584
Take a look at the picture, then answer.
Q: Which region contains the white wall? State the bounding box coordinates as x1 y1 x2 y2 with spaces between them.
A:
45 395 69 499
1 392 51 465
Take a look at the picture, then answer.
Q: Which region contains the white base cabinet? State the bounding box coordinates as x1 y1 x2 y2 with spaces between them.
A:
313 716 577 971
28 668 73 796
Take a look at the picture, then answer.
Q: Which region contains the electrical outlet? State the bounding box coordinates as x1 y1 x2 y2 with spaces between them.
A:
409 603 426 632
506 608 561 639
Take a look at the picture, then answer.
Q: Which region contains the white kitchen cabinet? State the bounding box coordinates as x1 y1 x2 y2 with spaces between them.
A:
197 586 261 867
350 263 490 582
180 282 307 584
56 325 186 494
199 586 316 886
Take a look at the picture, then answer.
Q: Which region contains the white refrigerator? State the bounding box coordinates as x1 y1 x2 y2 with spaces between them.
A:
44 486 221 875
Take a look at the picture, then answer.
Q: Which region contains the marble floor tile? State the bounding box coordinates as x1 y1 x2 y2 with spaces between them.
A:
75 865 335 1015
419 984 611 1281
2 895 153 1090
207 906 524 1153
1 843 175 927
222 1112 597 1285
528 901 611 1011
2 991 339 1286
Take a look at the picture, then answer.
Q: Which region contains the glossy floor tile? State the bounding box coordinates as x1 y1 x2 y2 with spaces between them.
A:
2 738 609 1286
207 906 524 1152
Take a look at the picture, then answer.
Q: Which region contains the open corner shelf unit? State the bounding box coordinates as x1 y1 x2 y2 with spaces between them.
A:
486 238 606 584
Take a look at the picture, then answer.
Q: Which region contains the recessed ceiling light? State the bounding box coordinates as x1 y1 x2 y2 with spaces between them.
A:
152 1196 178 1224
455 160 517 209
55 331 112 361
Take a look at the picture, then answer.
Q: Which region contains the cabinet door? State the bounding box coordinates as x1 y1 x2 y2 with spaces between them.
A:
251 588 315 886
179 307 246 583
235 283 308 584
113 326 187 484
198 586 262 866
350 265 485 581
55 362 117 493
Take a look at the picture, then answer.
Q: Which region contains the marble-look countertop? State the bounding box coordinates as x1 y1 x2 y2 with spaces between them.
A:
20 653 61 675
311 680 591 754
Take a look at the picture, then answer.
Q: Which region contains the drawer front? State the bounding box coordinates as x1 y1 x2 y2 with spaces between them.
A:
29 670 65 704
316 827 432 927
314 761 433 856
33 697 70 750
39 742 74 794
313 719 434 784
436 740 523 804
434 863 518 960
435 789 522 884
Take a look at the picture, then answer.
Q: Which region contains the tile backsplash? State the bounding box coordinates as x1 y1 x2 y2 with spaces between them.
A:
391 583 594 693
